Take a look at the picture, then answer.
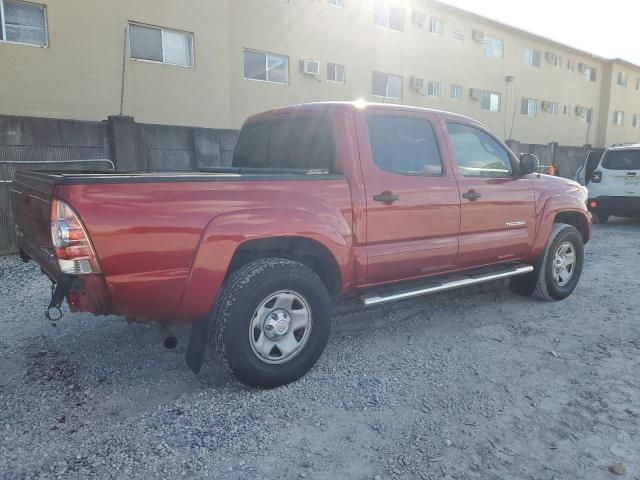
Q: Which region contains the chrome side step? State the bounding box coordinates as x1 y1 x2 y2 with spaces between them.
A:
361 264 534 307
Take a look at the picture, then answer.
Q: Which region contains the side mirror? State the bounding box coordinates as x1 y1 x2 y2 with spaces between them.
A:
519 153 540 176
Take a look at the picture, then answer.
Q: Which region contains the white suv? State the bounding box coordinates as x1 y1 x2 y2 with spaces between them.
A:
581 145 640 223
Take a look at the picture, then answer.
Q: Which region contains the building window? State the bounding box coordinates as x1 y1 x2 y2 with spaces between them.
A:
327 63 346 83
543 101 559 114
582 65 596 82
372 71 403 99
617 71 628 87
481 91 501 112
523 48 541 67
563 105 571 116
429 17 443 35
129 23 194 67
450 84 463 100
452 25 464 41
373 2 404 32
483 35 503 59
328 0 345 7
427 81 441 97
633 114 640 127
244 49 289 84
567 59 575 71
636 78 640 90
0 0 47 46
613 111 624 126
521 98 537 116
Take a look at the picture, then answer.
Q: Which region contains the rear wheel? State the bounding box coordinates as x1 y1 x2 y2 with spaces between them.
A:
510 223 584 301
212 258 331 388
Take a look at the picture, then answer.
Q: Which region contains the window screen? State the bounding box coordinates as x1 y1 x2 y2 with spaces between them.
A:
233 117 336 171
129 24 163 62
602 150 640 170
4 1 47 46
368 116 442 176
446 123 512 178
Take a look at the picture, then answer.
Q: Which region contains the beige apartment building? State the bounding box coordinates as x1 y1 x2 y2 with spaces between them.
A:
2 0 640 148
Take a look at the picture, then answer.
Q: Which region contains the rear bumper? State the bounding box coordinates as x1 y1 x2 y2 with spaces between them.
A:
66 274 112 315
19 234 112 315
588 196 640 215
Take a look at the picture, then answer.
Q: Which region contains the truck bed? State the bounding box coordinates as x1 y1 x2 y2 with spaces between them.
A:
11 169 353 323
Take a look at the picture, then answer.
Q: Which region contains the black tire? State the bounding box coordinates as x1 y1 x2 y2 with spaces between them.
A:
510 223 584 300
212 258 332 388
594 211 609 224
534 223 584 300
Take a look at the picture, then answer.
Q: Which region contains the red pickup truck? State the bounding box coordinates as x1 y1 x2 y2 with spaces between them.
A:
12 102 591 388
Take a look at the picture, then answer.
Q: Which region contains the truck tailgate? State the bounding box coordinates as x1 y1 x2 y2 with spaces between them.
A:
11 171 58 277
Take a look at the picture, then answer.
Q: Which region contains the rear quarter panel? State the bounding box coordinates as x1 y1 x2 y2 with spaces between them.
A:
55 178 353 323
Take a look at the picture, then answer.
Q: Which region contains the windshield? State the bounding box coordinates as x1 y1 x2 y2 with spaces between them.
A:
602 150 640 170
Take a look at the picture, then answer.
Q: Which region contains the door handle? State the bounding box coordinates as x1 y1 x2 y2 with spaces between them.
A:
462 190 482 201
373 191 400 205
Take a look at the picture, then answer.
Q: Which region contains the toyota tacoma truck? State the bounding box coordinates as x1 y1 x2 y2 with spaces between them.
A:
11 102 591 388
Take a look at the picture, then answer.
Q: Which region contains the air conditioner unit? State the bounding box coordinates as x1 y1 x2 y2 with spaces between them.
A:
412 10 426 27
472 29 485 42
545 52 557 64
541 101 555 113
470 88 482 100
575 106 586 117
410 76 425 92
299 59 320 76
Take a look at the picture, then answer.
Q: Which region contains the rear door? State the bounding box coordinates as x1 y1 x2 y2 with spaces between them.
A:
356 107 460 285
600 149 640 196
444 121 536 268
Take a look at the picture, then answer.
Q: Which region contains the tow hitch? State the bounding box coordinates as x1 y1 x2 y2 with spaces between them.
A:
44 274 83 323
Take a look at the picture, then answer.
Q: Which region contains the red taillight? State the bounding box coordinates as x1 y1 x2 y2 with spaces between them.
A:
590 200 598 209
51 198 101 274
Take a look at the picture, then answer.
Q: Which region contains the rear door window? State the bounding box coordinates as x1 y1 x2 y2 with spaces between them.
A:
602 150 640 170
367 116 442 176
233 116 336 171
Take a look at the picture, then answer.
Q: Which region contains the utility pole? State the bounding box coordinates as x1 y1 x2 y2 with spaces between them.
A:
119 27 128 116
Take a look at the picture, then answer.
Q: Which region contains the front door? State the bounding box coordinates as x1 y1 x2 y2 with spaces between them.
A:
444 122 536 268
357 108 461 285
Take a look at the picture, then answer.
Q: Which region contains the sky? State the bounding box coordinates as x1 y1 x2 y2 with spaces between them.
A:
440 0 640 66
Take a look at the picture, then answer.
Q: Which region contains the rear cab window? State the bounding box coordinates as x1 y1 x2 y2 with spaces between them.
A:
233 115 336 171
601 150 640 170
446 122 513 178
367 116 443 176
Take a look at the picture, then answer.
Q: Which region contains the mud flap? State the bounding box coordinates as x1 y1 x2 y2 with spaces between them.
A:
185 316 213 374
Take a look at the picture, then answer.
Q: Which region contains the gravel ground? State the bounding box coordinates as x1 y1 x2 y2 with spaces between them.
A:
1 218 639 480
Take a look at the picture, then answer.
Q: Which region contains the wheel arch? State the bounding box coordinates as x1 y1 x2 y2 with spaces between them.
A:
225 236 342 298
175 208 353 324
553 211 590 243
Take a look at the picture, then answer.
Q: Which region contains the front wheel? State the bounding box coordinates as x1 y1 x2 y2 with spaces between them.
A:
534 223 584 300
510 223 584 300
212 258 331 388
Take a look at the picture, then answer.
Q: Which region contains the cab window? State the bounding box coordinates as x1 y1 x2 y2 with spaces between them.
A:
446 123 512 178
367 116 443 176
233 116 336 171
